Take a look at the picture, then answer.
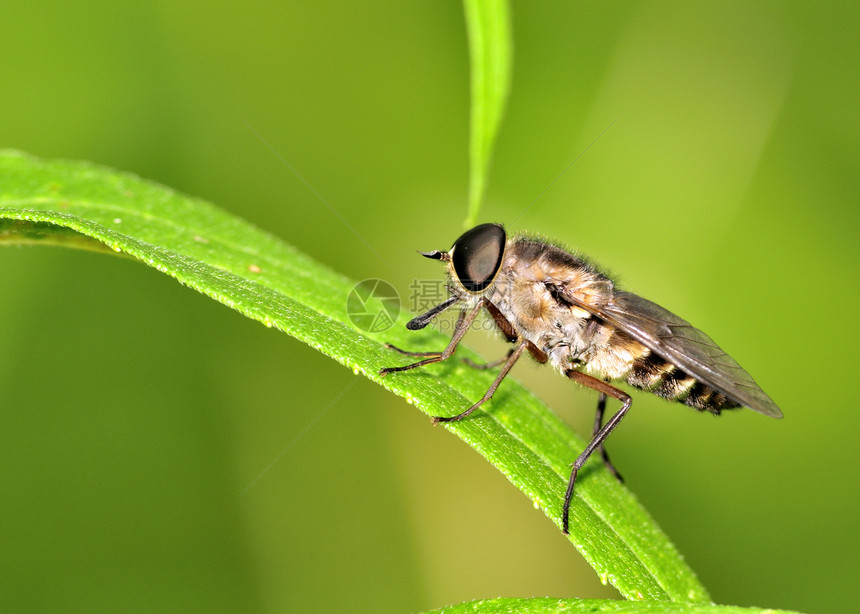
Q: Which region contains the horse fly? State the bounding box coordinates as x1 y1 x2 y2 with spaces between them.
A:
380 223 782 534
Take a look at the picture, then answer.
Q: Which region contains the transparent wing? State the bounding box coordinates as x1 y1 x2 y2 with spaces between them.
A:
569 289 782 418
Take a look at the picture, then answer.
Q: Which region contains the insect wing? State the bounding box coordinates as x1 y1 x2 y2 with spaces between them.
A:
571 289 782 419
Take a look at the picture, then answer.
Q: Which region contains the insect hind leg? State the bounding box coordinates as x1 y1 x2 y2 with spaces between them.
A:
593 392 624 482
563 371 632 535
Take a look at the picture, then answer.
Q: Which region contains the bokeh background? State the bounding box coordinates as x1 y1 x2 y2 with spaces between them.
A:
1 2 857 613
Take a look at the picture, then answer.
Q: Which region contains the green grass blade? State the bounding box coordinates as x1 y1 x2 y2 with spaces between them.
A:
463 0 512 228
419 598 804 614
0 150 706 602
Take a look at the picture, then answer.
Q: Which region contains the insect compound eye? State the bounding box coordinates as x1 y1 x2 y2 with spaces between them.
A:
450 223 506 293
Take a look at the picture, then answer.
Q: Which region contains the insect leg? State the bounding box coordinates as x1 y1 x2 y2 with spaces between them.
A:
432 338 527 424
385 310 466 357
384 345 442 357
593 393 623 482
562 371 632 534
379 301 481 375
462 348 515 370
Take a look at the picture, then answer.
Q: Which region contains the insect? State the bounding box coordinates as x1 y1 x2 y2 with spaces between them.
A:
380 223 782 534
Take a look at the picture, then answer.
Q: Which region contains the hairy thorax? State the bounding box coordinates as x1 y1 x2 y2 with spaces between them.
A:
481 238 737 413
485 239 640 379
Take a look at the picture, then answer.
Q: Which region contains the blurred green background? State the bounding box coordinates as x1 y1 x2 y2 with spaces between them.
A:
1 2 857 613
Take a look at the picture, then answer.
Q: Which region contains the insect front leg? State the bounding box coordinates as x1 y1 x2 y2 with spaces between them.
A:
563 371 632 535
379 301 481 376
593 393 624 482
433 338 527 424
384 310 466 358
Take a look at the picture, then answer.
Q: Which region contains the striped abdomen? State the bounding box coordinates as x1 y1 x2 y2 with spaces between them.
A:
625 348 740 414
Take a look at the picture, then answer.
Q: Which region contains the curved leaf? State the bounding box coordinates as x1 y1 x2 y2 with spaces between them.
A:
419 597 803 614
0 150 706 602
463 0 512 228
